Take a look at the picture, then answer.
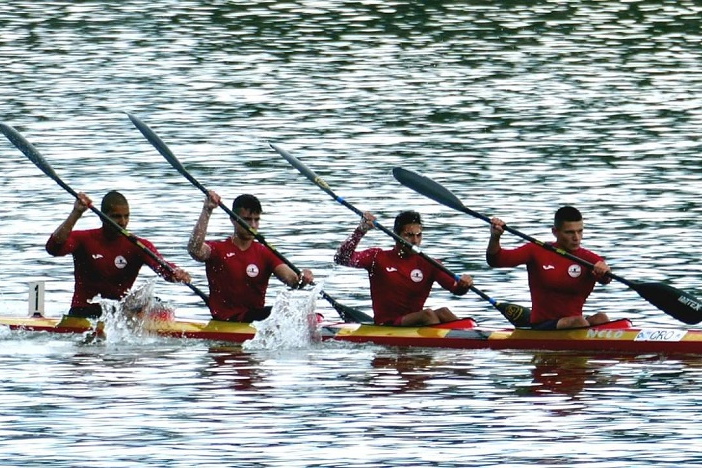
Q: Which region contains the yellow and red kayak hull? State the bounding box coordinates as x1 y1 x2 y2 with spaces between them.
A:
2 315 701 354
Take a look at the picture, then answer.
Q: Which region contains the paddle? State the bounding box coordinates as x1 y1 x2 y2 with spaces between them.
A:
269 143 531 327
127 114 372 324
0 122 210 305
392 166 702 326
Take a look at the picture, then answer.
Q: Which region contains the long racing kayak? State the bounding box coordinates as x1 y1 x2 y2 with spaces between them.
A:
1 314 701 354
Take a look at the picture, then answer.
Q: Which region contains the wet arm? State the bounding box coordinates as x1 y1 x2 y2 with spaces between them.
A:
593 260 613 285
46 194 91 254
188 204 213 262
435 265 473 296
486 217 505 266
141 239 192 284
50 194 91 245
334 213 375 266
273 264 314 288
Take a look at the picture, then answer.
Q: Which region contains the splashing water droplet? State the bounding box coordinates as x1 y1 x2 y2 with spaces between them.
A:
243 283 323 351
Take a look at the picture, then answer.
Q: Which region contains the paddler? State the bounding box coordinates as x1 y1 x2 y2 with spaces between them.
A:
46 190 192 318
188 190 314 323
487 205 612 329
334 210 473 326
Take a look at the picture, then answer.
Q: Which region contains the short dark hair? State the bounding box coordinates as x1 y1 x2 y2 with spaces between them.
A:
101 190 128 212
554 206 582 228
232 194 262 214
394 210 422 234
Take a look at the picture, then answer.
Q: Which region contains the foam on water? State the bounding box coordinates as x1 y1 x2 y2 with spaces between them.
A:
243 283 323 351
89 279 174 345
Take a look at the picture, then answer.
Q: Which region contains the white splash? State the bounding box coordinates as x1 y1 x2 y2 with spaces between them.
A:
88 280 174 344
243 284 323 351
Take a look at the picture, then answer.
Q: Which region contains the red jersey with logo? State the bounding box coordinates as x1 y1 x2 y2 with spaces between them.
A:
204 239 284 321
335 228 463 325
487 243 607 324
46 228 178 308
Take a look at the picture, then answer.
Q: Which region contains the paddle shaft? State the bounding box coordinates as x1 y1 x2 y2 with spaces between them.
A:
457 204 642 286
393 167 635 286
127 114 298 268
270 143 519 311
392 166 702 325
0 123 210 305
128 114 373 323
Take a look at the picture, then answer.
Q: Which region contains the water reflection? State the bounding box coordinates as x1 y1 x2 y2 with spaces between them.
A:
205 346 263 391
527 352 617 399
5 332 702 465
365 350 437 394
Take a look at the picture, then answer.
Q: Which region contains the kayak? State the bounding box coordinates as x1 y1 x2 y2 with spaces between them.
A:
322 318 702 354
2 313 701 354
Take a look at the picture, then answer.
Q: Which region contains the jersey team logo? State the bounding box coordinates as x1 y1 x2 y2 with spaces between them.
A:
410 269 424 283
114 256 128 269
568 264 582 278
246 264 260 278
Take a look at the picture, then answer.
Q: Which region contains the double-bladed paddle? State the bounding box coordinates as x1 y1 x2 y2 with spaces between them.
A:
392 166 702 325
0 122 210 305
127 113 373 324
269 143 531 327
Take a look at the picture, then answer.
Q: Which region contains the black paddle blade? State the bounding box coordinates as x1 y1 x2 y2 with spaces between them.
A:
630 282 702 325
393 167 468 213
270 143 317 182
320 292 374 323
128 114 183 171
494 302 532 328
270 143 336 196
0 123 61 182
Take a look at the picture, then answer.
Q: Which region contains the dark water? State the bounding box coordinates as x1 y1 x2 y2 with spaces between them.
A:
2 1 702 465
